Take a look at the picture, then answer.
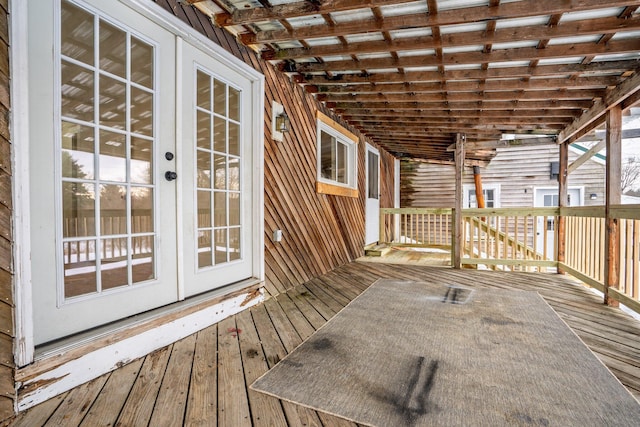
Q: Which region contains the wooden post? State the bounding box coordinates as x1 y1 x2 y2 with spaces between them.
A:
453 133 465 269
557 142 568 273
472 166 485 208
605 105 622 307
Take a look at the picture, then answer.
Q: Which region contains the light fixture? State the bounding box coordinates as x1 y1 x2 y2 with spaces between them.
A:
590 193 597 200
275 111 290 133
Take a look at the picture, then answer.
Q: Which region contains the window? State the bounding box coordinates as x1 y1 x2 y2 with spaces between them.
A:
464 184 501 209
316 112 358 197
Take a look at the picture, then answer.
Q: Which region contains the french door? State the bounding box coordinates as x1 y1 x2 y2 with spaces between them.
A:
27 0 258 345
365 144 380 245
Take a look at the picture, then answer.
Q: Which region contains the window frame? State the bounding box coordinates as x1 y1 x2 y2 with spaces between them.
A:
463 183 501 209
315 112 358 197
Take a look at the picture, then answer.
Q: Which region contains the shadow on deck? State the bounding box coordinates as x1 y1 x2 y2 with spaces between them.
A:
8 260 640 426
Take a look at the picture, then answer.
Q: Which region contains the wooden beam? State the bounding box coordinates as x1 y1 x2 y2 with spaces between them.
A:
604 105 622 306
319 89 604 103
330 100 594 110
567 139 606 175
340 109 581 119
453 133 465 269
294 40 640 73
313 76 618 94
445 136 557 151
303 60 640 85
241 0 640 44
271 15 640 60
558 71 640 143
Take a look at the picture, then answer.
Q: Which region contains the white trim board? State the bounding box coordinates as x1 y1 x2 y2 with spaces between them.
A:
17 287 264 410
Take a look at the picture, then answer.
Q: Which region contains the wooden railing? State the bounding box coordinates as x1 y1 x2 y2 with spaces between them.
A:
560 205 640 313
378 205 640 314
460 208 558 272
379 208 452 248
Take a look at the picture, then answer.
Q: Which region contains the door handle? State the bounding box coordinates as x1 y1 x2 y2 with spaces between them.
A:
165 171 177 181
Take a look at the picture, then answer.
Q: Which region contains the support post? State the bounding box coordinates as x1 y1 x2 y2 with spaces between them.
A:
453 133 465 269
472 166 485 208
557 142 568 272
605 105 622 306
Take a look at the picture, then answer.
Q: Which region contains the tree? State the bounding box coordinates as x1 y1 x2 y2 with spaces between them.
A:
621 156 640 193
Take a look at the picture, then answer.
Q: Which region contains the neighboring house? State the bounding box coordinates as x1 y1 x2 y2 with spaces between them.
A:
401 143 606 209
0 0 398 417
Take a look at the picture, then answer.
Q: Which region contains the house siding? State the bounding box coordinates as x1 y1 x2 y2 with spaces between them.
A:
402 144 606 209
0 0 14 420
152 0 396 295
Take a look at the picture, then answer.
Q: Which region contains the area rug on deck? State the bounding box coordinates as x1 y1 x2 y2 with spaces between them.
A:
251 279 640 426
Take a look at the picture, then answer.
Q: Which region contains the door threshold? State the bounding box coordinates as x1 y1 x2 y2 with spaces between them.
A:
17 279 263 411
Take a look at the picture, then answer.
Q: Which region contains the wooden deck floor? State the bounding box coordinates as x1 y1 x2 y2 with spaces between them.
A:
8 260 640 426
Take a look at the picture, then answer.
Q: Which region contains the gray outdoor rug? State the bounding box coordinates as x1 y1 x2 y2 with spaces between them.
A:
251 279 640 426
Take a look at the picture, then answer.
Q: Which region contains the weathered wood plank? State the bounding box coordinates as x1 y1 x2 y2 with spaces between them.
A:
148 335 197 426
217 316 251 427
79 359 144 427
43 376 108 426
235 309 288 426
185 326 218 426
115 346 172 426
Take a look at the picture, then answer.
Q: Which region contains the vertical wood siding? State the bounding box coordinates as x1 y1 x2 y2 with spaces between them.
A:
0 0 14 421
402 144 605 209
153 0 395 294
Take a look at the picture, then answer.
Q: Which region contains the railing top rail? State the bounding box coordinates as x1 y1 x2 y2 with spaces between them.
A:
380 208 453 215
609 204 640 220
560 206 605 218
462 207 559 217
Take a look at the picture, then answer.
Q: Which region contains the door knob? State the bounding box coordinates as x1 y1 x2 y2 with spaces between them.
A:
165 171 177 181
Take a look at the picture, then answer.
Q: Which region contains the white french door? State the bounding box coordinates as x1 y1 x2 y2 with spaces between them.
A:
180 44 255 296
365 144 380 245
26 0 262 345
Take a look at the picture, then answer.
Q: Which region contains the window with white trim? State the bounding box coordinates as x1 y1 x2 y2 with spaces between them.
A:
316 112 357 196
463 184 501 208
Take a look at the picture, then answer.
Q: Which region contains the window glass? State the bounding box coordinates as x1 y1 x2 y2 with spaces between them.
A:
317 120 357 190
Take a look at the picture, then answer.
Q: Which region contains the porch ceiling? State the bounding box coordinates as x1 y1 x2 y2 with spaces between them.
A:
190 0 640 164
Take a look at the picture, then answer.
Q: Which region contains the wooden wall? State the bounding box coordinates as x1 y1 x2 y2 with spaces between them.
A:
154 0 396 295
0 0 14 421
402 144 606 208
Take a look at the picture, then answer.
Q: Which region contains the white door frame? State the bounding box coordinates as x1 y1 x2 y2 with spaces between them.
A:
11 0 264 367
365 143 380 245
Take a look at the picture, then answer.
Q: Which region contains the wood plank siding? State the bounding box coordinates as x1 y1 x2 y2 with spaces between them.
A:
152 0 396 295
8 261 640 426
402 144 606 208
0 0 13 420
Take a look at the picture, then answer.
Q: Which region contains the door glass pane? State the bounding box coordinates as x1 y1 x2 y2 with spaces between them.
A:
197 111 211 149
101 237 128 290
132 187 153 233
61 1 94 63
131 87 153 137
229 193 240 226
64 239 97 298
132 236 154 283
228 157 240 191
367 151 378 200
228 87 240 121
60 1 157 299
214 229 227 264
197 151 211 188
62 122 95 179
131 137 152 184
99 19 126 78
213 79 226 116
63 182 96 237
61 61 94 123
214 192 227 227
229 227 240 262
197 70 210 110
198 230 212 268
99 130 126 182
214 116 226 152
197 191 211 227
99 75 126 130
214 154 226 190
131 36 153 89
228 122 240 156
